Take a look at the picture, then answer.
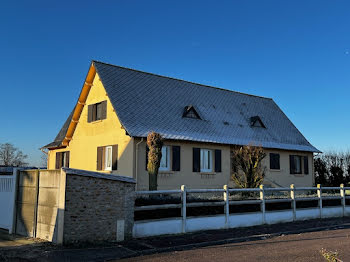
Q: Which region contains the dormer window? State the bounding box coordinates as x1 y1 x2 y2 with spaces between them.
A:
183 105 201 119
250 116 266 128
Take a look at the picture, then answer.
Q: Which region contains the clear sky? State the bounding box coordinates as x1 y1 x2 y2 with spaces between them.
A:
1 0 350 166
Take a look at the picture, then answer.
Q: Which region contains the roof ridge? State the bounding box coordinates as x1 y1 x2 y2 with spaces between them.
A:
92 60 273 100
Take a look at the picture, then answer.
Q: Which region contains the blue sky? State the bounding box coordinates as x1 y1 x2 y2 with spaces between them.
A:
1 1 350 166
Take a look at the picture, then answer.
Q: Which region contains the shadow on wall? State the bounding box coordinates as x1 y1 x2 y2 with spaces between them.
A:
15 170 35 238
15 170 61 243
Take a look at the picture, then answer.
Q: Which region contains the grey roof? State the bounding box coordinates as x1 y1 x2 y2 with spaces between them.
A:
93 61 319 153
44 61 320 153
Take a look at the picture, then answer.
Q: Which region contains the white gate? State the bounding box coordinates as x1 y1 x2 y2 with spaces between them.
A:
0 171 16 232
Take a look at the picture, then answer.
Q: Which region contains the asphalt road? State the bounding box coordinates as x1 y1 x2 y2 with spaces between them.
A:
121 227 350 262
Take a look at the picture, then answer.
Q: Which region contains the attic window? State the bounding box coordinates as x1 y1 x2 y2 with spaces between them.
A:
250 116 266 128
183 105 201 120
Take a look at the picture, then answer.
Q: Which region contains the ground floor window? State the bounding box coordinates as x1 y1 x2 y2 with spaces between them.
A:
200 149 213 172
290 155 302 174
270 153 280 170
159 146 171 171
97 145 118 171
105 146 112 171
55 151 70 169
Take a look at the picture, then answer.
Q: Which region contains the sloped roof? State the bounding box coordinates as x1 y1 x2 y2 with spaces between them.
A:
44 61 320 153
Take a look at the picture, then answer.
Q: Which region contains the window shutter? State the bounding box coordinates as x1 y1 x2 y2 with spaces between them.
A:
172 146 180 171
269 153 274 169
214 149 222 172
101 100 107 120
112 145 118 170
270 153 280 170
92 104 97 122
276 154 280 169
55 152 62 169
97 147 103 170
304 156 309 174
65 151 70 168
290 155 295 174
193 148 200 172
88 104 93 123
145 145 149 171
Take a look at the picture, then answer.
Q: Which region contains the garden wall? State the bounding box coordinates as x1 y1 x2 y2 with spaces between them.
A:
63 168 135 243
13 168 136 244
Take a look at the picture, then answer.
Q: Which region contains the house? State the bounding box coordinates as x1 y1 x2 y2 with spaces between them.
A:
42 61 320 190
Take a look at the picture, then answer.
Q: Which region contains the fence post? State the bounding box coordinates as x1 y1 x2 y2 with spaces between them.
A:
317 184 322 219
181 185 186 233
260 185 265 224
223 185 229 228
290 184 296 221
340 184 345 217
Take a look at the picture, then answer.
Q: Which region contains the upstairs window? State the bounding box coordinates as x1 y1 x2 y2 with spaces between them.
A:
183 105 201 120
250 116 266 128
88 100 107 122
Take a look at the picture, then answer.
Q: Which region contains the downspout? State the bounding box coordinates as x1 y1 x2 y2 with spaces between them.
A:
135 138 144 191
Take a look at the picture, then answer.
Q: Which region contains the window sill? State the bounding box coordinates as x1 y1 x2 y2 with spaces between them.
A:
270 169 281 172
158 171 174 175
91 120 104 124
98 170 113 173
200 172 216 175
293 173 304 177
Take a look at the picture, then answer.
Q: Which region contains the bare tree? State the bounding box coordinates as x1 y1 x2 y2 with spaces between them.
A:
40 151 48 168
147 132 163 191
0 143 28 167
314 151 350 186
231 144 266 188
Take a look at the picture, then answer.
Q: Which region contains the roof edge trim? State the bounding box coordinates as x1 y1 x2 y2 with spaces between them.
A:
61 63 96 146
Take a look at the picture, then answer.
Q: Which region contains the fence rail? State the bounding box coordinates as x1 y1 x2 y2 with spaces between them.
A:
135 184 350 231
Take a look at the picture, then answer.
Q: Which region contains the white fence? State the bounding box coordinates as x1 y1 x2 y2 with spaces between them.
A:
133 184 350 238
0 171 17 232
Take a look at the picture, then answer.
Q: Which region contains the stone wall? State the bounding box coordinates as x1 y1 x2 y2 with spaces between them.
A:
62 168 135 244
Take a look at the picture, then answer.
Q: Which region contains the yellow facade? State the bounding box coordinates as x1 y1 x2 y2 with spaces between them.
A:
135 138 314 190
48 67 314 189
48 72 135 178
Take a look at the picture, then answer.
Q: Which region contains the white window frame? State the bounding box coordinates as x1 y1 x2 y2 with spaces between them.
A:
159 146 171 171
200 149 213 172
62 152 67 168
105 146 112 171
